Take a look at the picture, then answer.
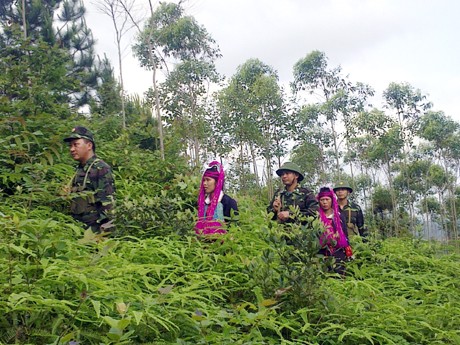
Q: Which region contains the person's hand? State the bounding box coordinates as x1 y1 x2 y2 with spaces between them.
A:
345 245 354 259
272 196 281 213
277 211 290 222
100 220 115 232
59 185 70 196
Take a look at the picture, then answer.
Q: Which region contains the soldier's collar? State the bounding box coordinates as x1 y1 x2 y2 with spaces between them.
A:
282 185 301 194
80 154 97 168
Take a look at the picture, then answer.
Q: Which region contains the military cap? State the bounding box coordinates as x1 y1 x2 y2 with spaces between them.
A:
63 126 94 143
333 181 353 193
63 126 96 151
276 162 304 182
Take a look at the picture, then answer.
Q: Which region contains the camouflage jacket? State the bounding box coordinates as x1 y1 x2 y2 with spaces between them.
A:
338 200 367 237
267 185 318 224
69 155 115 232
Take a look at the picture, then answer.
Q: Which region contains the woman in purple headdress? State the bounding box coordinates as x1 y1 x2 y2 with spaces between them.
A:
317 186 353 275
195 161 238 236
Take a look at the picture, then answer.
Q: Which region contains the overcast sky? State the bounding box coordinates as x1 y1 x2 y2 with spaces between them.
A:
85 0 460 121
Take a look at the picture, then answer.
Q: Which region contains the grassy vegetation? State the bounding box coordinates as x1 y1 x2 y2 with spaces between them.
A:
1 198 459 344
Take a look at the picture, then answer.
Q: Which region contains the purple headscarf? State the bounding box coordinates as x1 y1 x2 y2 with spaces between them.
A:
317 187 349 250
195 161 227 236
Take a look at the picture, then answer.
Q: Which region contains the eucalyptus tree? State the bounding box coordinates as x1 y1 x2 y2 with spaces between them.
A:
383 82 432 231
353 173 373 211
340 82 374 181
216 58 288 196
291 51 343 174
384 82 432 139
291 50 373 177
94 0 138 129
446 186 460 242
132 1 220 161
371 184 395 238
216 71 258 191
420 196 441 239
345 136 376 210
393 159 434 236
352 108 404 234
426 164 453 237
289 103 333 186
159 59 220 167
250 65 289 194
419 110 460 239
290 141 324 187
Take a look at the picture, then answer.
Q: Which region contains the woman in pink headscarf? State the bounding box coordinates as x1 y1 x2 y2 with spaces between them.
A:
317 186 353 275
195 161 238 236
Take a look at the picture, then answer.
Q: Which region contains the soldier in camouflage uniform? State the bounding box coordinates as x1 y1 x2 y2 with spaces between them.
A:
267 162 318 224
333 181 367 238
64 126 115 233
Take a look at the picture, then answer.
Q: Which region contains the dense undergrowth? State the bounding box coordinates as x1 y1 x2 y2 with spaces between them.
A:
1 200 460 344
1 119 460 344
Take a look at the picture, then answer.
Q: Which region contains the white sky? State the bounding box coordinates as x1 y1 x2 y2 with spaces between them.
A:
85 0 460 121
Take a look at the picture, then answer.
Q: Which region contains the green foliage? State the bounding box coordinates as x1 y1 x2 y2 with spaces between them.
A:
2 201 460 344
89 55 123 117
1 0 101 109
115 172 198 238
216 58 289 192
249 216 329 314
0 117 74 212
133 2 220 69
0 36 78 117
292 50 374 177
1 109 460 344
157 59 220 165
384 82 432 125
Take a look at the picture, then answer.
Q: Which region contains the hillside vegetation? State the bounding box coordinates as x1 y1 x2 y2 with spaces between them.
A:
1 189 460 344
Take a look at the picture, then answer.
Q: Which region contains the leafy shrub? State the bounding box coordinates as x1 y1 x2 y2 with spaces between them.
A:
2 195 460 344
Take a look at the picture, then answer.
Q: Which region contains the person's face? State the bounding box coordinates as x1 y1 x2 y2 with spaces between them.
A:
68 138 93 164
335 188 349 200
203 176 216 194
280 170 298 187
319 197 332 211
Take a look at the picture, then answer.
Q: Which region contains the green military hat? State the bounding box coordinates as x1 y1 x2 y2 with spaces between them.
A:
63 126 96 151
333 181 353 193
276 162 304 182
63 126 94 143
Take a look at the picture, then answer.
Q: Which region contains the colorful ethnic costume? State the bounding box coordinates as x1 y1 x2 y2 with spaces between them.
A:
317 187 353 275
195 161 238 236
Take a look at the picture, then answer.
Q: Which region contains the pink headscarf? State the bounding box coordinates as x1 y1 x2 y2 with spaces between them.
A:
317 187 349 250
195 161 227 236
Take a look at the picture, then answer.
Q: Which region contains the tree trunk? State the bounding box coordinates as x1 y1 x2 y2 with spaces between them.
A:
148 40 165 160
249 143 260 189
438 191 448 239
361 165 368 211
448 184 458 243
21 0 27 39
386 157 399 236
330 117 340 174
266 157 274 201
239 143 244 192
117 42 126 129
